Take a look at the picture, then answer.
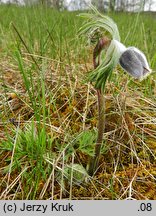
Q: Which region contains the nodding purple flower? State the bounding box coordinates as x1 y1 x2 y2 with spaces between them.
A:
79 9 152 92
119 46 151 80
112 40 151 80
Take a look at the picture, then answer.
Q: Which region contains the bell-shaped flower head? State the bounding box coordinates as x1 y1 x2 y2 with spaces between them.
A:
119 47 151 80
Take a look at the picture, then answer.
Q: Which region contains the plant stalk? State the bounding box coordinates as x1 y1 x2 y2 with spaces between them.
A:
88 37 109 176
88 89 105 176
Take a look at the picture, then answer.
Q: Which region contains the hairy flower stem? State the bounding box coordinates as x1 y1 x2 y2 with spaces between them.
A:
88 37 110 176
88 89 105 176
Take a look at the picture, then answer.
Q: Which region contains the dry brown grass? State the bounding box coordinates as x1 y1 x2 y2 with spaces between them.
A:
1 51 156 200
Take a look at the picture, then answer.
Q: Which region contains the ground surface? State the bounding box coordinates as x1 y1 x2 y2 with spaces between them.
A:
0 5 156 199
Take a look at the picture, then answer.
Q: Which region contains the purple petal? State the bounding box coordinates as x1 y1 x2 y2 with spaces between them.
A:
119 48 151 79
119 49 143 79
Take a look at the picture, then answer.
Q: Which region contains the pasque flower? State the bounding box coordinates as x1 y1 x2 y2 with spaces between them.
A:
119 45 151 80
113 39 151 80
79 6 152 91
78 5 152 176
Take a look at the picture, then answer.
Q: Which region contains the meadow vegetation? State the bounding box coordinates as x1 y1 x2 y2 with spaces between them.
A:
0 5 156 199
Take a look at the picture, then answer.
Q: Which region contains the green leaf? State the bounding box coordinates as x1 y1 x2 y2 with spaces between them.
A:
78 6 120 41
89 40 121 92
78 5 121 92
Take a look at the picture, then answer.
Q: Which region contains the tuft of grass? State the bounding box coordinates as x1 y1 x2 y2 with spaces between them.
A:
0 5 156 200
